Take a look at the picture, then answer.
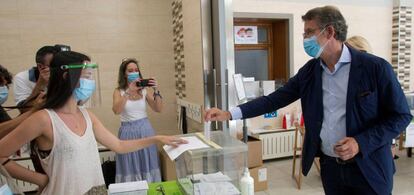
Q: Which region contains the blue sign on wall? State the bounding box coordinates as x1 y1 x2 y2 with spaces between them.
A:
264 111 277 118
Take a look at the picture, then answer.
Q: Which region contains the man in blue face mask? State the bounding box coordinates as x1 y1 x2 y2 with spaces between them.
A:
0 65 13 123
205 5 412 195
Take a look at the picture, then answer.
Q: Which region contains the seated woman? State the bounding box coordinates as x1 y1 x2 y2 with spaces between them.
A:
0 51 186 194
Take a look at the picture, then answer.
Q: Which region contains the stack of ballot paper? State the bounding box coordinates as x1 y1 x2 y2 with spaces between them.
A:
163 136 210 160
192 171 232 182
180 172 240 195
108 181 148 195
194 182 240 195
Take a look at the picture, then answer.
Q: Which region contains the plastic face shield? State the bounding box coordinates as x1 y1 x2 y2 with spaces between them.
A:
61 63 101 108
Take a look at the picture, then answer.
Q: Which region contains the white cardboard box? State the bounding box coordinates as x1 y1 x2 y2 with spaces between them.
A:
108 181 148 195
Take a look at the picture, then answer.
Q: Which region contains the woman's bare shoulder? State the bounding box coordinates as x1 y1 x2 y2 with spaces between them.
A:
25 109 52 127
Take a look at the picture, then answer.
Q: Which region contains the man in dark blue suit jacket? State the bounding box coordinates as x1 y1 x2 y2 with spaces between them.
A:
205 6 412 195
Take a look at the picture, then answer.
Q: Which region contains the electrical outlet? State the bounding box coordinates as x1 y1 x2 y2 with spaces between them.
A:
188 103 202 123
176 98 202 123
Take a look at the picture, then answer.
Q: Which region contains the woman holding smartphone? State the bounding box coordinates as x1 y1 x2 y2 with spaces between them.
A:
112 58 163 183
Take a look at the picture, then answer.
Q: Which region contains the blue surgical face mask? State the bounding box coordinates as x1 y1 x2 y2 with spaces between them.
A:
0 86 8 105
74 78 96 101
127 72 140 83
303 28 328 58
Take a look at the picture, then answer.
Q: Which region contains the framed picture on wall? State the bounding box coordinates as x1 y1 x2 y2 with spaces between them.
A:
234 26 258 44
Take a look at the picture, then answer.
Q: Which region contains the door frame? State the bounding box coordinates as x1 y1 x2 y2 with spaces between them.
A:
233 12 294 78
234 19 274 80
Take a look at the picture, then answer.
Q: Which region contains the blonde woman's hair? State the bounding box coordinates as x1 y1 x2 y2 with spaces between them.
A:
346 35 372 53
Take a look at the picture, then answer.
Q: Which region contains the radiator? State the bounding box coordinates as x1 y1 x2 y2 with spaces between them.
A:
11 150 116 192
257 130 302 160
12 158 36 192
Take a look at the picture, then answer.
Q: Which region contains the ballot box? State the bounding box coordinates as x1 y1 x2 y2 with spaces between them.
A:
165 131 247 195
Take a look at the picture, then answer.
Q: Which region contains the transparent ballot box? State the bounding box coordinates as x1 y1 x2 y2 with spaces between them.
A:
174 131 247 195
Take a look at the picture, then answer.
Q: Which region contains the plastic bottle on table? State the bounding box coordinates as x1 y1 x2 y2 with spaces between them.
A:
240 168 254 195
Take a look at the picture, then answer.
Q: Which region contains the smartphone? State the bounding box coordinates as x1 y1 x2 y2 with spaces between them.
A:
136 79 154 87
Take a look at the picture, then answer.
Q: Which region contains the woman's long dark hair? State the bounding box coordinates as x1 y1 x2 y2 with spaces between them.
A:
42 51 91 109
117 58 142 90
31 51 91 174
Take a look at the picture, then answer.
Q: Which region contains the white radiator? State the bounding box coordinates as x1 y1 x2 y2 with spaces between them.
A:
12 150 116 192
13 158 36 192
257 130 302 160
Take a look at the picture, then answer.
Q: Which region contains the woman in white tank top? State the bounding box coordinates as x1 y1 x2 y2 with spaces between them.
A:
112 58 163 183
0 51 186 194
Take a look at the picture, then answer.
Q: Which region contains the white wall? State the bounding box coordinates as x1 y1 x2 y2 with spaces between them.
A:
233 0 398 76
0 0 178 135
232 0 414 131
234 0 414 91
182 0 204 132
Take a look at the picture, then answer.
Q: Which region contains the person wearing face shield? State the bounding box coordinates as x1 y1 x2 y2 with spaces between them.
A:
0 51 187 195
204 6 412 195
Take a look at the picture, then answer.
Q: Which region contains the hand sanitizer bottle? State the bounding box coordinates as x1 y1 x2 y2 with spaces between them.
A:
240 168 254 195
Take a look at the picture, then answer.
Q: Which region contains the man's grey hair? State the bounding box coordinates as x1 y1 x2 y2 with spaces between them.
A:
302 6 348 42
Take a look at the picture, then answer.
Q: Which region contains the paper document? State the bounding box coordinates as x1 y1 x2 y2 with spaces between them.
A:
405 123 414 147
202 172 232 182
204 122 211 140
163 136 210 160
194 182 240 195
192 171 232 182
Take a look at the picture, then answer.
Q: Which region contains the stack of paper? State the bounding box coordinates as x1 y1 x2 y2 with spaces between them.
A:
184 172 238 195
194 182 240 195
192 172 232 183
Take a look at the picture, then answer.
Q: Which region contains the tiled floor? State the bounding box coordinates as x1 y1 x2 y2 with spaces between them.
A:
260 150 414 195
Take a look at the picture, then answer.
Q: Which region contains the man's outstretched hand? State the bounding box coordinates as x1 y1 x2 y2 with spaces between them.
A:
204 108 232 122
